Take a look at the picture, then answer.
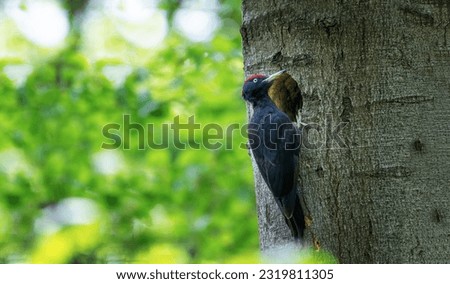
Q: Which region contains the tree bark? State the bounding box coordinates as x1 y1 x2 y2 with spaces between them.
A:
241 0 450 263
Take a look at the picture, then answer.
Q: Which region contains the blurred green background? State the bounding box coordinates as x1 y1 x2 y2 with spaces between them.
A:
0 0 259 263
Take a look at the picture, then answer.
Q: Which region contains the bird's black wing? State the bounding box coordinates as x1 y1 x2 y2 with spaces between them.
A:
249 109 300 218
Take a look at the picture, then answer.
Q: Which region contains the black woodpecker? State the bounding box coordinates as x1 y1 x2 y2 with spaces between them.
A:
242 70 305 241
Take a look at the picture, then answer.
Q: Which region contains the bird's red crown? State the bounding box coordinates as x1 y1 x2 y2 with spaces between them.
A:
245 74 266 82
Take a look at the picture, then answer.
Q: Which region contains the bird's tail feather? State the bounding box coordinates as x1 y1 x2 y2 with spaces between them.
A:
283 194 305 241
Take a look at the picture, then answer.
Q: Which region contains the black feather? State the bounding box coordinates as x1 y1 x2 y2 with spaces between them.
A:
243 75 305 240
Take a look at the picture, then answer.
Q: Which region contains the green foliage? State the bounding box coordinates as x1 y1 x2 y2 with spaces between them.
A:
0 0 261 263
298 249 339 264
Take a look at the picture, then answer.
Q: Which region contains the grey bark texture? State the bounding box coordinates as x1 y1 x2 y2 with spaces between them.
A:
241 0 450 263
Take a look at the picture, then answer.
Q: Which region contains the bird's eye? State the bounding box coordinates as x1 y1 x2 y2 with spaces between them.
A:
253 78 258 83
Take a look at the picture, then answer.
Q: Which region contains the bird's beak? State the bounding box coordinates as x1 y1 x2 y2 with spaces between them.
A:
263 69 286 83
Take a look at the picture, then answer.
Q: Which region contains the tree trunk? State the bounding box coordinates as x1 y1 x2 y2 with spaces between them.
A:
241 0 450 263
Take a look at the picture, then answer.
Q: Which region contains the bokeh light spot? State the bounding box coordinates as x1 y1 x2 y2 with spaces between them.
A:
174 0 221 42
34 198 100 235
5 0 69 48
92 150 124 175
